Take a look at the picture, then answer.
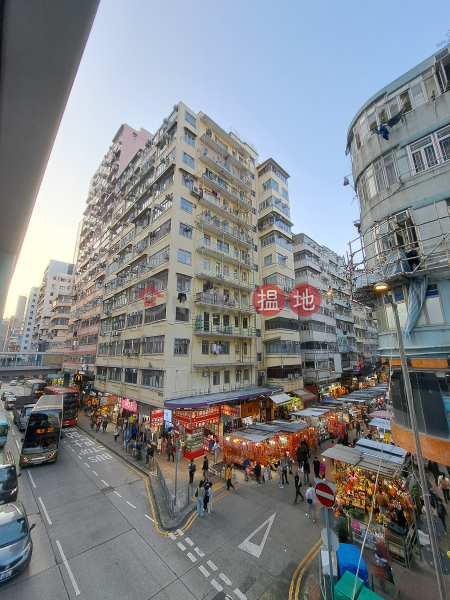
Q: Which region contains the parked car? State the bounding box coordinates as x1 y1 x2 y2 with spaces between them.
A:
8 381 17 387
0 453 20 505
0 501 34 582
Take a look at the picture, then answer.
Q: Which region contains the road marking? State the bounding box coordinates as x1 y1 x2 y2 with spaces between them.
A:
15 439 20 451
145 514 154 523
126 501 136 508
207 560 218 571
27 471 36 489
56 540 80 596
84 463 90 468
219 573 232 586
92 471 98 476
198 565 210 577
176 528 184 536
288 538 322 600
114 491 122 497
194 547 205 557
211 579 223 592
187 552 197 563
177 542 186 551
71 448 75 452
234 588 247 600
38 497 52 525
101 480 109 486
185 537 194 546
238 512 276 558
78 456 82 460
168 532 177 540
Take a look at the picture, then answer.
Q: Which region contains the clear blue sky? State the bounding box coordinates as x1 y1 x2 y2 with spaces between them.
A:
5 0 449 315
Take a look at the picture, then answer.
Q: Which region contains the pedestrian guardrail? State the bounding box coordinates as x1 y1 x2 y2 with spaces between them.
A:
153 458 195 518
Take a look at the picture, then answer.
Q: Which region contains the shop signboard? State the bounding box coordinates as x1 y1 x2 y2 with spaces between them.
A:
173 406 220 429
151 409 164 427
221 404 240 418
121 397 137 413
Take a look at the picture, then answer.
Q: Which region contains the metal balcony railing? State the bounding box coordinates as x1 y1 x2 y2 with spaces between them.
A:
195 265 255 290
196 238 254 268
194 321 257 337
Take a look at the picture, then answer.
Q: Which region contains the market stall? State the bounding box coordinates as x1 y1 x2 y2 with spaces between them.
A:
269 392 293 420
292 408 331 444
322 441 414 567
172 407 220 459
369 417 392 442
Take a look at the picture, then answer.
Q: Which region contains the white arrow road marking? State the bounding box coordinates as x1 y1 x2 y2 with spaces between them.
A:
238 513 276 558
316 489 335 502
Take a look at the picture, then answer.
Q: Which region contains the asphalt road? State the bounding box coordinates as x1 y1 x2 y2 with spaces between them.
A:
0 384 320 600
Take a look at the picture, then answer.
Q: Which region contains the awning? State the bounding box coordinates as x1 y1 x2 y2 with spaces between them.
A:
164 384 282 409
342 398 367 404
291 389 316 402
355 438 406 464
268 420 310 432
269 393 292 405
369 410 392 419
294 408 331 418
370 418 392 431
321 444 402 477
227 430 273 443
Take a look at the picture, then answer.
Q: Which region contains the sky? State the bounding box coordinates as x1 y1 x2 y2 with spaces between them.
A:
4 0 449 316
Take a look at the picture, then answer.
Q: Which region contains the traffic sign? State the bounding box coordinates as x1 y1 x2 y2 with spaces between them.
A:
174 425 180 439
315 481 336 508
321 528 339 552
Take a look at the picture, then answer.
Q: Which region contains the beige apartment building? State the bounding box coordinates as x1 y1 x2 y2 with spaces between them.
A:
93 102 303 411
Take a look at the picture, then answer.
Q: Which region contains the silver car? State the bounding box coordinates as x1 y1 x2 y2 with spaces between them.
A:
0 502 34 583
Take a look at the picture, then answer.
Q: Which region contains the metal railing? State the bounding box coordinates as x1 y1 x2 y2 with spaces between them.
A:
196 239 254 268
194 320 258 337
195 265 255 290
153 458 195 518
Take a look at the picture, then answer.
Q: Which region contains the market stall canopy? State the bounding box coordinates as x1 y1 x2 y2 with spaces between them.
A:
164 385 283 409
295 408 330 418
267 420 310 432
342 397 367 404
227 429 274 443
321 444 402 477
291 389 316 402
369 418 392 431
321 397 342 403
355 438 406 464
269 392 292 405
369 411 393 419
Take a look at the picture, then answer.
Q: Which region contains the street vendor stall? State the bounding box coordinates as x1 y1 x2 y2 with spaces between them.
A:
293 408 331 444
269 392 293 420
172 406 220 459
322 442 414 567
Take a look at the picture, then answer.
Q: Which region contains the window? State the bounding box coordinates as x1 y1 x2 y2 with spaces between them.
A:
142 335 165 354
175 307 190 322
264 254 273 266
399 90 412 113
202 340 209 355
174 338 189 356
243 342 247 355
177 249 192 265
142 369 164 388
108 368 121 382
127 311 143 328
262 178 279 192
224 370 230 384
181 173 193 190
180 197 193 213
177 276 191 292
182 152 195 169
213 371 220 386
144 303 166 324
235 370 240 383
410 135 438 173
124 338 141 355
183 130 196 147
277 253 287 266
124 369 138 384
243 368 249 381
282 188 289 200
179 222 193 239
185 111 196 127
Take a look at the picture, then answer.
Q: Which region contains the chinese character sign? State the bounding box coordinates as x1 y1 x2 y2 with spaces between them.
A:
288 284 321 316
252 284 285 316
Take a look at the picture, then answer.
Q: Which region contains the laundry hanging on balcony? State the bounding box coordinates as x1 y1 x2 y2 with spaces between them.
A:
402 275 428 340
387 108 404 128
371 124 389 140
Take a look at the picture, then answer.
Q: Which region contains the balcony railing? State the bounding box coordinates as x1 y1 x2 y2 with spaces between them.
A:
195 292 255 312
199 147 252 191
195 265 255 290
197 212 254 247
194 321 258 337
199 190 252 229
196 238 254 268
202 171 252 208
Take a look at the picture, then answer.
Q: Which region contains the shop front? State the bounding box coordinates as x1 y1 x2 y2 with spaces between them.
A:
172 406 220 460
221 404 241 434
269 392 293 420
293 408 332 444
99 394 119 422
239 401 260 424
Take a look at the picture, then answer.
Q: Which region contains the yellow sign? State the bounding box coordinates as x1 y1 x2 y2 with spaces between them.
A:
74 375 83 382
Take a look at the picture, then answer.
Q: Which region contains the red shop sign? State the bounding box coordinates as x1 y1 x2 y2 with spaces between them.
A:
173 407 220 428
151 409 164 427
220 404 240 418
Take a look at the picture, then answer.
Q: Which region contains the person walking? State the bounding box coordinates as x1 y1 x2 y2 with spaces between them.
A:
306 484 316 522
439 473 450 503
294 470 304 504
204 483 210 513
132 424 138 440
145 443 154 465
437 498 447 534
167 440 174 462
281 456 289 484
313 456 320 479
286 452 294 475
226 464 235 491
207 483 213 514
188 459 196 484
214 441 220 465
254 461 262 486
161 436 167 457
243 456 250 481
296 445 303 470
355 421 361 437
123 435 127 453
319 459 326 480
277 462 284 489
96 417 101 432
102 419 108 432
303 459 311 485
114 426 120 442
196 481 205 517
202 456 209 478
135 439 142 461
157 436 162 454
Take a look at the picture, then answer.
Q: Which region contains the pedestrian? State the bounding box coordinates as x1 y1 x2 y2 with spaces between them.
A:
132 424 138 440
135 439 142 461
96 417 101 432
343 432 349 446
214 441 220 464
102 418 108 432
89 418 94 430
281 456 289 484
84 403 88 414
202 456 209 478
123 436 127 452
161 436 167 457
355 421 361 437
226 464 235 491
313 456 320 479
301 440 310 461
167 440 174 462
277 462 284 489
296 445 303 470
294 470 304 504
306 483 316 522
437 499 447 534
114 426 120 442
145 443 154 464
243 456 250 481
196 481 205 517
204 483 210 513
319 459 326 480
303 459 311 485
439 473 450 503
188 459 196 484
286 452 294 474
157 436 162 454
254 461 262 486
207 483 213 514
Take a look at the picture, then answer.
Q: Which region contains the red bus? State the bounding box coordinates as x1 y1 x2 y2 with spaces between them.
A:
43 386 79 426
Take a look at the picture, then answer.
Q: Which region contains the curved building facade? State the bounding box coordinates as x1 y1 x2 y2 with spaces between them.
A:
347 44 450 463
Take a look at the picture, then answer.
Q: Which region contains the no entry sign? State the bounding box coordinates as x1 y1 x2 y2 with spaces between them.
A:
174 425 180 440
315 481 336 508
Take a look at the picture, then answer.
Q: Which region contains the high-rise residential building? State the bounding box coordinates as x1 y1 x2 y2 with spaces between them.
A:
20 286 40 352
32 260 75 351
4 295 27 351
63 124 152 383
92 102 304 419
0 318 9 352
346 43 450 463
14 296 27 326
293 233 378 395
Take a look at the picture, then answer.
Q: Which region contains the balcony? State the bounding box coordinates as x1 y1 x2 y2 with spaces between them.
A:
196 238 254 268
194 321 258 337
199 132 250 173
197 212 254 250
195 292 255 313
198 147 252 192
201 171 252 209
198 190 252 230
195 264 256 291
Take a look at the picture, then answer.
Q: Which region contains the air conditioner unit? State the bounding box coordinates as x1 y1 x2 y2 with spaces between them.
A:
294 372 301 378
190 187 201 198
203 371 209 377
148 362 152 368
287 374 293 379
259 370 265 376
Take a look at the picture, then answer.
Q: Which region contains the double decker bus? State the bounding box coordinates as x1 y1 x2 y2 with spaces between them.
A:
19 395 62 467
23 379 46 397
43 386 79 426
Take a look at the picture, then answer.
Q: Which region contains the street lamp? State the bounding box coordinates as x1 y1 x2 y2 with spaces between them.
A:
373 282 446 600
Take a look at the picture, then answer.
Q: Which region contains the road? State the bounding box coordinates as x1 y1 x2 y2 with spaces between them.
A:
0 384 320 600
